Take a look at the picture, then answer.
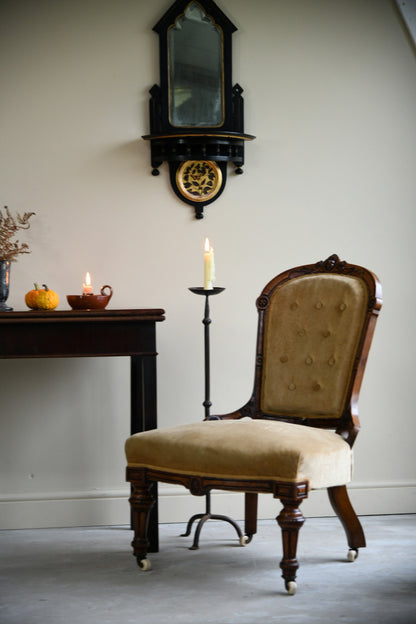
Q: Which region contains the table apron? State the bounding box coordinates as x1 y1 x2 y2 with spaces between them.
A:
0 321 157 358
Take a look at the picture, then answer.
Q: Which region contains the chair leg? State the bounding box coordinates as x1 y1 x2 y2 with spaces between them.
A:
244 492 258 542
327 485 366 551
129 477 156 570
276 496 305 594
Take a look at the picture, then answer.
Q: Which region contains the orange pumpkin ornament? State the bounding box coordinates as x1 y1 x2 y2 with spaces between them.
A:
25 283 41 309
36 284 59 310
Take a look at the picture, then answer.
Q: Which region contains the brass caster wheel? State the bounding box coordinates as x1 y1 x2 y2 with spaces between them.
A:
138 558 152 571
347 549 358 562
286 581 297 595
239 535 249 546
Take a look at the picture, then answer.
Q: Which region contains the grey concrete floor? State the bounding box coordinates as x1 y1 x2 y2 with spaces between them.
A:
0 515 415 624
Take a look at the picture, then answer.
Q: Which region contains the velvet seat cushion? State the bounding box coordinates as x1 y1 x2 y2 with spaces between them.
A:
125 419 352 491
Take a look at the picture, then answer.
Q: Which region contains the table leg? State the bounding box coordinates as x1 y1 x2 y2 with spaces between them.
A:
131 354 159 552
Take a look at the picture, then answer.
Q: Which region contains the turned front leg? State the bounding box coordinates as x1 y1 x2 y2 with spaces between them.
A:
276 496 305 594
129 479 155 569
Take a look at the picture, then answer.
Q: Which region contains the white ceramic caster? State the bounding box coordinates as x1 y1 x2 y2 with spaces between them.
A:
139 558 152 571
347 549 358 562
286 581 297 595
239 535 249 546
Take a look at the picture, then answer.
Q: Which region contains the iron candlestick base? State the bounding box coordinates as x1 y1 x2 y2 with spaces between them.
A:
181 286 244 549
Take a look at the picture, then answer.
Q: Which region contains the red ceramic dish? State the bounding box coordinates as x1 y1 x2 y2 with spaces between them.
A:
67 285 113 310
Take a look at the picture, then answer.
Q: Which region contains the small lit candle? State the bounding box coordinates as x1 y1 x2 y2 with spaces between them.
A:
82 272 93 295
203 238 215 290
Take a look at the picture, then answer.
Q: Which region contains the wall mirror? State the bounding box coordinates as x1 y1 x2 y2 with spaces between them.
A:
169 2 223 128
143 0 255 219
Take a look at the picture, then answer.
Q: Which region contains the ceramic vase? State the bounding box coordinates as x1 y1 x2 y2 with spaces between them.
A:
0 260 13 311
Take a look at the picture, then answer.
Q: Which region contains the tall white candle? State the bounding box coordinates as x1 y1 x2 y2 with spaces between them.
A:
203 238 215 290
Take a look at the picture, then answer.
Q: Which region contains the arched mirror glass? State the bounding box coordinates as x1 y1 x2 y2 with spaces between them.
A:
168 1 223 127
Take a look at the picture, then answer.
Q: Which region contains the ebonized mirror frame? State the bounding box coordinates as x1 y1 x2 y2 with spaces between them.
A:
143 0 255 218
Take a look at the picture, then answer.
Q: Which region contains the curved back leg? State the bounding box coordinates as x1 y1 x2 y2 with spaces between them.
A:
328 485 366 550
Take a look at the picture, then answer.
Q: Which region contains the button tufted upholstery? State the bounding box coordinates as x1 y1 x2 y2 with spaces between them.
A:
261 274 367 418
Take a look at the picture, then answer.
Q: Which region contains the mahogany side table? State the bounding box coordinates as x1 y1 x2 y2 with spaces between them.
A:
0 308 165 551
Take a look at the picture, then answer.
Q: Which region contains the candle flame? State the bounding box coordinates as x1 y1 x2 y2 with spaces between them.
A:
204 238 210 252
85 272 91 286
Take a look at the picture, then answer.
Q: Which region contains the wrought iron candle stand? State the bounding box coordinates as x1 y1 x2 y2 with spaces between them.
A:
181 286 244 549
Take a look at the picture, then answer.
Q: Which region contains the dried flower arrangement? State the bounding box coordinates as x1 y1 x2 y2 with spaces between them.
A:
0 205 36 261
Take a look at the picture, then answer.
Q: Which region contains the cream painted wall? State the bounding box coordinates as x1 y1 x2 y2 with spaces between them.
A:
0 0 415 529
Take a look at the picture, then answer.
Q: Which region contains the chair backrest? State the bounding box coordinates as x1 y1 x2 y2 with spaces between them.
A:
243 255 382 446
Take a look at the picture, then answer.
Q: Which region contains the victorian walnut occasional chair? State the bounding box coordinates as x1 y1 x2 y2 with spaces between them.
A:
125 254 382 594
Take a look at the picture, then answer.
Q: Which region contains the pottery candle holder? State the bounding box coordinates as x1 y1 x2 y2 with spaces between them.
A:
67 285 113 310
